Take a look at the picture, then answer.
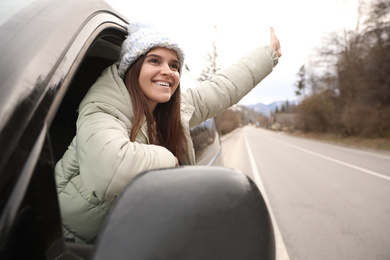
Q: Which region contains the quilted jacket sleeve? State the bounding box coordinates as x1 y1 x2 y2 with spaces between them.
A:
182 45 278 128
76 102 176 202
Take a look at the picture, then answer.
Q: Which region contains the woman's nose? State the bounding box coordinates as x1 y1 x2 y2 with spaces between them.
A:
160 63 172 76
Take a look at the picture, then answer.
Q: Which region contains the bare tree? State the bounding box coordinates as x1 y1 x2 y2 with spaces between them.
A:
197 25 221 82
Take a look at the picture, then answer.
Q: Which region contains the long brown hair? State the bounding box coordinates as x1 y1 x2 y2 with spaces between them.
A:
125 53 188 160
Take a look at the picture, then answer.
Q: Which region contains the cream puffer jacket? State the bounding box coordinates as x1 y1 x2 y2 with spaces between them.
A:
55 45 278 243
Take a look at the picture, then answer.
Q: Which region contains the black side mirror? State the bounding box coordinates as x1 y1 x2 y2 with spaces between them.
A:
92 166 275 260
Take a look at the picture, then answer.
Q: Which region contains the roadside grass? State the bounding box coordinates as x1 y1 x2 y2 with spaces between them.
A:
287 131 390 152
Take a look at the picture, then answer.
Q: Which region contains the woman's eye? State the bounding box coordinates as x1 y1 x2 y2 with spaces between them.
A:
170 64 179 70
148 58 159 64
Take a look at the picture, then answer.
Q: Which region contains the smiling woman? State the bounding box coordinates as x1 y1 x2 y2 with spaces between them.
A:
124 46 185 161
55 21 281 243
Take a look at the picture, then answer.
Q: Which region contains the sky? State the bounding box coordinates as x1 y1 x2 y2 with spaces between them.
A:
106 0 360 105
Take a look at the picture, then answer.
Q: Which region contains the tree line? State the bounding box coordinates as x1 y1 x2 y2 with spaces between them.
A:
292 0 390 137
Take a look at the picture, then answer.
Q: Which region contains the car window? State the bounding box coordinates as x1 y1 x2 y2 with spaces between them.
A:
49 33 125 162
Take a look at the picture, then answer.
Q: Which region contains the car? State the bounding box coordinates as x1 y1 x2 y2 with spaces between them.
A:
0 0 275 259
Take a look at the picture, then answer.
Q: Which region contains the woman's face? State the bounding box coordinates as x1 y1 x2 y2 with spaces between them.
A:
138 47 181 112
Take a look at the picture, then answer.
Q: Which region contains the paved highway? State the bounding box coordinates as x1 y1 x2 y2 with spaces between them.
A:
220 126 390 260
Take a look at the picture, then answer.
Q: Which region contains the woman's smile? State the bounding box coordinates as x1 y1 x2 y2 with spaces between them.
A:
153 81 172 87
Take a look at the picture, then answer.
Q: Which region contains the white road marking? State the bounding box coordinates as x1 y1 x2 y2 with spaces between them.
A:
244 131 290 260
271 135 390 182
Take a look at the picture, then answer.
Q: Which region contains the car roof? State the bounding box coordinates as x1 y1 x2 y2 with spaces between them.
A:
0 0 122 124
0 0 128 171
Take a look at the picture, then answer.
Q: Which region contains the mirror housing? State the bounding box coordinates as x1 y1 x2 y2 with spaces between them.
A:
92 166 275 260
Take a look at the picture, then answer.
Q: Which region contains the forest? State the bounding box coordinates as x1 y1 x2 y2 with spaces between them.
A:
290 0 390 137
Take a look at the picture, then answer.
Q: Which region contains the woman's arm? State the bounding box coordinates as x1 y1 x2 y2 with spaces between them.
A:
183 45 278 128
183 27 281 128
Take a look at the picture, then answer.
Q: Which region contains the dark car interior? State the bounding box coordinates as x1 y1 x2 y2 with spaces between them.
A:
50 34 123 162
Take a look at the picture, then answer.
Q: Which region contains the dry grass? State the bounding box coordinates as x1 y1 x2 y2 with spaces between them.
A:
287 131 390 152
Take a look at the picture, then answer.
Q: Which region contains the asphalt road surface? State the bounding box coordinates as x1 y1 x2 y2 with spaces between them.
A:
220 126 390 260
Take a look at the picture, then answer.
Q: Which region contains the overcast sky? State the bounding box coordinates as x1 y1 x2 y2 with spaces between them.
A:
106 0 359 105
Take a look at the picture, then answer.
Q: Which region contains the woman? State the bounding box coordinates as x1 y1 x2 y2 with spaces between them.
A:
55 22 282 243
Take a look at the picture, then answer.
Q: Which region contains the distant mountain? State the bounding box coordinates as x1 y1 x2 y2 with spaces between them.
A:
246 103 272 116
246 100 298 116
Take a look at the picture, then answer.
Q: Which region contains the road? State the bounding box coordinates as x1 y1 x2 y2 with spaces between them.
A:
220 126 390 260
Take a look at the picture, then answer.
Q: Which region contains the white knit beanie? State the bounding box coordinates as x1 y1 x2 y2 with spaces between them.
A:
117 22 185 78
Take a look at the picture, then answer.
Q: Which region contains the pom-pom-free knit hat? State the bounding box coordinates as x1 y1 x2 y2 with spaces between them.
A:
117 22 185 78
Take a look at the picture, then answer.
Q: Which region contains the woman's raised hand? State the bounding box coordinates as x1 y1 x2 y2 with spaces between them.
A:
270 26 282 57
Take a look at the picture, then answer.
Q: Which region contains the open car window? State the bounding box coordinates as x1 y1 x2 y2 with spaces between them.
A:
49 31 125 162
